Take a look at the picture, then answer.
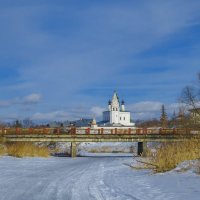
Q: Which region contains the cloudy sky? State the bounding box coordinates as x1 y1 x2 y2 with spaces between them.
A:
0 0 200 122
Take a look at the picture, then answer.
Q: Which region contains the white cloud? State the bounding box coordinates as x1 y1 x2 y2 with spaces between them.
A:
128 101 163 113
30 106 105 121
31 111 69 121
90 106 105 117
128 101 185 120
23 93 41 104
0 93 41 108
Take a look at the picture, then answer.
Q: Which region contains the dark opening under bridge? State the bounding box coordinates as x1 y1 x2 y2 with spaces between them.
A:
1 128 200 157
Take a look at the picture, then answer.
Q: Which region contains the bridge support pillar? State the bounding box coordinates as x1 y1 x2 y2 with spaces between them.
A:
70 142 77 158
137 142 147 156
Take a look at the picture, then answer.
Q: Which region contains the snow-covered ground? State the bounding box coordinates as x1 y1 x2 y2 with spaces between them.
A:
0 155 200 200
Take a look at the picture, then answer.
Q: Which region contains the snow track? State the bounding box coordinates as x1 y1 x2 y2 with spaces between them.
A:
0 156 200 200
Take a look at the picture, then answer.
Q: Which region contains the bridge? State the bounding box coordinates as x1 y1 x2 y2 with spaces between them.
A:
1 128 200 157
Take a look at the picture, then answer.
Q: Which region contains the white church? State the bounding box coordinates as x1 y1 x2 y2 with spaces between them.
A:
101 91 135 127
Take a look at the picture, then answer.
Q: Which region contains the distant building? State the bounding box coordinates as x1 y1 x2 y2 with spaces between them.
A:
91 118 98 129
102 91 135 127
49 119 93 128
189 108 200 126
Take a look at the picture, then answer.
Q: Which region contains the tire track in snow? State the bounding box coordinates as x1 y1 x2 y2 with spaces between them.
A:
95 158 174 200
88 163 106 200
0 157 94 200
88 162 139 200
102 165 174 200
32 159 93 200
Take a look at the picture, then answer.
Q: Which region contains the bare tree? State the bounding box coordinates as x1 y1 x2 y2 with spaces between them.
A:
176 107 188 128
168 110 177 128
0 122 5 129
180 73 200 128
181 73 200 115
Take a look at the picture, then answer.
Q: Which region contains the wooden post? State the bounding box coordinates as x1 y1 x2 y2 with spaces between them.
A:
136 128 141 134
16 128 20 134
143 128 147 134
71 127 76 134
70 142 77 158
115 128 117 134
29 128 33 134
56 128 60 134
101 128 104 134
85 128 90 134
128 128 131 134
137 142 148 156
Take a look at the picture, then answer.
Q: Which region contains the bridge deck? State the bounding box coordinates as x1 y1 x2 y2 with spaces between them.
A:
1 133 200 143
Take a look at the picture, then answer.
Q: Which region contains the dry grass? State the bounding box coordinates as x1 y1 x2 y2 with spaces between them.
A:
0 143 6 155
149 141 200 172
5 142 49 158
88 146 130 153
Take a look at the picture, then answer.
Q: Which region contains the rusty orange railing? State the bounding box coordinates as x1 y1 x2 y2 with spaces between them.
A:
0 127 200 135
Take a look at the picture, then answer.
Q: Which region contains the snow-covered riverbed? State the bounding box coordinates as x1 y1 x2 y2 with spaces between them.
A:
0 155 199 200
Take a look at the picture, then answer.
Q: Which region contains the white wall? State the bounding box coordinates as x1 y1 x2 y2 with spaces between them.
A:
111 111 119 124
119 112 131 126
103 106 135 126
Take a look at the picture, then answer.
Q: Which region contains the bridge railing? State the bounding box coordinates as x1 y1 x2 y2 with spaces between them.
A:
1 127 200 135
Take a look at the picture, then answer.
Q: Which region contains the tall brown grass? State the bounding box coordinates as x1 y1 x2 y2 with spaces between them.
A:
149 141 200 172
0 142 49 158
0 143 6 155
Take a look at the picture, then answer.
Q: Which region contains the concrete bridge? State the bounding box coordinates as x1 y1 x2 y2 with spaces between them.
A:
1 128 200 157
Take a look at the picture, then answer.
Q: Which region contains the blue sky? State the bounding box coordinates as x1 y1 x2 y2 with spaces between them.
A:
0 0 200 122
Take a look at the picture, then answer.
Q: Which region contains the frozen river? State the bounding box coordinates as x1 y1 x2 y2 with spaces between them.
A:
0 154 200 200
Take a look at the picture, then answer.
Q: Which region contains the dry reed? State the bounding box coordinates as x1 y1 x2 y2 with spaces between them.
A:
0 143 6 155
6 142 49 158
149 141 200 172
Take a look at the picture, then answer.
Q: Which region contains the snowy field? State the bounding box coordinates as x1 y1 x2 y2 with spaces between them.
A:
0 154 200 200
